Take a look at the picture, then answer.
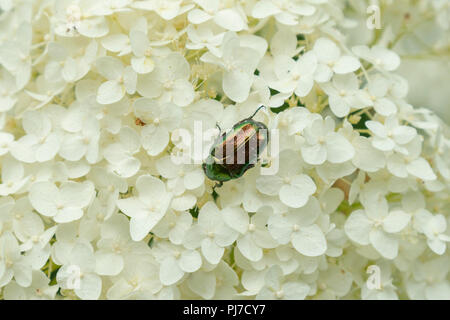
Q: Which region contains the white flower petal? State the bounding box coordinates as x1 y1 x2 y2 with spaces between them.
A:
29 182 58 217
383 210 411 234
201 238 224 265
407 158 437 181
292 225 327 257
256 175 284 195
95 252 123 276
223 70 252 103
96 80 124 105
237 235 262 262
369 228 398 259
179 250 202 273
222 206 249 234
160 257 184 285
344 210 372 245
75 273 102 300
214 9 246 31
326 133 355 163
333 55 360 74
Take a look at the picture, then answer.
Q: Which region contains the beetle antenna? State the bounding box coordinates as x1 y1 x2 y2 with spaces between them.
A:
212 182 223 201
215 122 222 132
249 105 266 119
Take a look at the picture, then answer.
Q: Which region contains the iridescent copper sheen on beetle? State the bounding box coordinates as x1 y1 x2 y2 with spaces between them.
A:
202 106 269 186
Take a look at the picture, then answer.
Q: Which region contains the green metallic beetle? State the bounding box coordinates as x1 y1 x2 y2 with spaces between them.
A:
202 106 269 187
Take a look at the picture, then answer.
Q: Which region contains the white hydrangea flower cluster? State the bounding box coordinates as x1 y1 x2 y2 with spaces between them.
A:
0 0 449 300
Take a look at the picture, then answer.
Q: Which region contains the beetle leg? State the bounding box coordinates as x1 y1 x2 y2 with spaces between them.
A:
215 123 222 133
213 181 223 189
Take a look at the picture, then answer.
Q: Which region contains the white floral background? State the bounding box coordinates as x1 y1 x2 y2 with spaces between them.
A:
0 0 449 300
